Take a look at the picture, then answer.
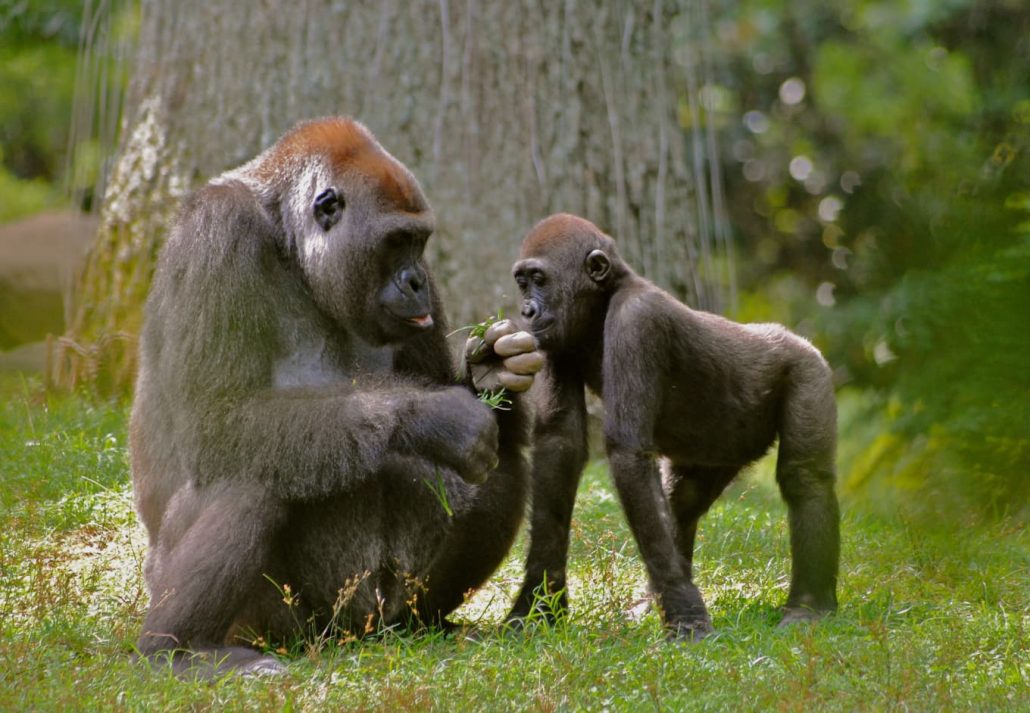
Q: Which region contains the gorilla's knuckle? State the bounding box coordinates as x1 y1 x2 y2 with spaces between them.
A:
497 372 534 392
484 319 516 345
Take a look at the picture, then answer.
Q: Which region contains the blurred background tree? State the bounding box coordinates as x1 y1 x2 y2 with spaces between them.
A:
1 0 1026 518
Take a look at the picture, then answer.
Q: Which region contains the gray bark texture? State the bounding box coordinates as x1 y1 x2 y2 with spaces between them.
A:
55 0 732 394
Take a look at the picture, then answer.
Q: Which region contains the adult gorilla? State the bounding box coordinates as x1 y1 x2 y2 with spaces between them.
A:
130 117 541 676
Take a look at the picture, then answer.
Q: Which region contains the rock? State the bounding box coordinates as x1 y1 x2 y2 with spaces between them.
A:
0 210 97 357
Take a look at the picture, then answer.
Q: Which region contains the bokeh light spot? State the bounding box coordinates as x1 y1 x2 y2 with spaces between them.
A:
789 155 813 181
779 77 806 105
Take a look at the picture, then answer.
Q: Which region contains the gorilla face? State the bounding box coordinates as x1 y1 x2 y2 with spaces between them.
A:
286 130 437 347
372 226 433 332
513 255 605 354
514 215 616 354
512 257 562 350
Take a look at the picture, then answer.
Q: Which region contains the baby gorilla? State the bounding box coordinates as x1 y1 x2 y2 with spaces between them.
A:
508 213 839 638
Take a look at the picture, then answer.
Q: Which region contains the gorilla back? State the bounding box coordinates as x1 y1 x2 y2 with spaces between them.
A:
130 118 529 677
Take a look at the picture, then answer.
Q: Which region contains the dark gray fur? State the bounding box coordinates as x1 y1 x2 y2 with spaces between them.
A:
507 213 839 637
130 118 528 676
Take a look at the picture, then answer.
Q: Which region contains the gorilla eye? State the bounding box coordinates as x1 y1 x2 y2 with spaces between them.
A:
313 188 344 231
530 271 546 286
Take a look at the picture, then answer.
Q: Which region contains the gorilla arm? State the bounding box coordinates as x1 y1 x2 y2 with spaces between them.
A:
459 318 542 463
207 383 499 496
507 357 589 622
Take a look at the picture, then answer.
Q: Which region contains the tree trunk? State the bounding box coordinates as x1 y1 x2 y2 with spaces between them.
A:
54 0 733 394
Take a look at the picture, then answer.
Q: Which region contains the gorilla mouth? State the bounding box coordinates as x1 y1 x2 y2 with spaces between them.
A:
382 303 434 331
529 319 554 335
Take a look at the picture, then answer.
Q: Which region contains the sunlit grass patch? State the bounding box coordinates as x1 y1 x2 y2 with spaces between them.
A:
0 378 1026 710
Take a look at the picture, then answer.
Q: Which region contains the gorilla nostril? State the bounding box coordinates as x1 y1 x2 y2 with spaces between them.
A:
399 267 425 293
522 303 537 319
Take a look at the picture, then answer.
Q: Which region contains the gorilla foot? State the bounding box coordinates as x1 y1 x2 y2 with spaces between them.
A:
779 591 837 627
137 646 287 680
667 617 714 642
778 605 834 628
505 590 569 632
237 654 288 678
501 606 569 638
503 609 567 635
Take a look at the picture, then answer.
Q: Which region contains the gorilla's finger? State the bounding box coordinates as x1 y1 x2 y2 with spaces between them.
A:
452 444 489 484
459 464 490 485
469 361 503 392
497 372 535 392
461 423 499 484
502 351 545 375
465 336 490 363
484 319 517 346
493 331 538 358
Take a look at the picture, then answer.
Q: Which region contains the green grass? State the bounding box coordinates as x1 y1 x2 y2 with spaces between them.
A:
0 376 1027 711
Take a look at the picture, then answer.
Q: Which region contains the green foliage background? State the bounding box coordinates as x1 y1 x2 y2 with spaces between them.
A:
1 0 1027 517
0 0 83 220
707 0 1029 516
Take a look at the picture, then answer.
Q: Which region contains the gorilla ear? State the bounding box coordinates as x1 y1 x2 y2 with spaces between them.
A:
313 188 344 231
585 249 612 284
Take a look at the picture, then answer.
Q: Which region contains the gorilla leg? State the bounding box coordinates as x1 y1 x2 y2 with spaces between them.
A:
608 448 711 638
244 458 449 640
506 431 587 624
137 482 286 676
667 465 738 578
775 359 840 622
210 452 524 641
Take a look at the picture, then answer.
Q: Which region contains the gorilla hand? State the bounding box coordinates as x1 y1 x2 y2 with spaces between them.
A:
465 319 544 393
404 387 500 485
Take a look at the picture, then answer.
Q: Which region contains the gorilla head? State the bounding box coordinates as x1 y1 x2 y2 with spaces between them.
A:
222 118 436 345
512 213 625 352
